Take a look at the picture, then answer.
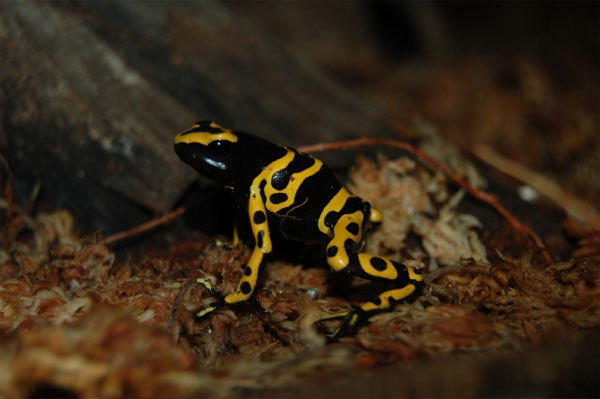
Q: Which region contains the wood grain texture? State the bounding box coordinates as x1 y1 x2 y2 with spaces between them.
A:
0 2 396 232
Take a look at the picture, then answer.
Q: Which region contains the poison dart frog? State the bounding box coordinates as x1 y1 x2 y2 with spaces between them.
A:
174 121 424 339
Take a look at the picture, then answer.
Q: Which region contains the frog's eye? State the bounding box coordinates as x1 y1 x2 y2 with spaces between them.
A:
207 140 232 158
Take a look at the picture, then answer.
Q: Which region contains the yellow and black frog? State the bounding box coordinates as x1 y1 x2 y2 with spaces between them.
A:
174 121 424 339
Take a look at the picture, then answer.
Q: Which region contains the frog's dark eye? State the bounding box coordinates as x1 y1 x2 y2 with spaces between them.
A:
207 140 231 158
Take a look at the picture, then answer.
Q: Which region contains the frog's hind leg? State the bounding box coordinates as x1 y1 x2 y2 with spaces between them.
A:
354 253 424 314
321 254 424 339
319 211 424 339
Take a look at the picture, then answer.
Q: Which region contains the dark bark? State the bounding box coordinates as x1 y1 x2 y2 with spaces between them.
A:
0 2 391 233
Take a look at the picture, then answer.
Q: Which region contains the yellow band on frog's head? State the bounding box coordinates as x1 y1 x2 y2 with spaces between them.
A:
174 121 238 146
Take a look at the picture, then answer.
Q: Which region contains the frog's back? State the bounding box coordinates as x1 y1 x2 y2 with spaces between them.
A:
267 150 347 243
232 135 365 244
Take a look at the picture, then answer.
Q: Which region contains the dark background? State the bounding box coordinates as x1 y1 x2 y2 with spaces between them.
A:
1 1 597 237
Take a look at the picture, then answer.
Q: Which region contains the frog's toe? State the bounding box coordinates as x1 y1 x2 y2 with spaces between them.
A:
215 239 239 250
316 307 366 341
196 277 224 300
194 302 224 320
194 277 227 320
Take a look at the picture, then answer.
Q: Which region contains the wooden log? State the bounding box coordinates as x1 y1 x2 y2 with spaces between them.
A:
61 1 391 146
0 2 393 233
0 2 198 232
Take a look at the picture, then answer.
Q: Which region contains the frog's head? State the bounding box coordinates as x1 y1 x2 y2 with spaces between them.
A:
174 121 241 187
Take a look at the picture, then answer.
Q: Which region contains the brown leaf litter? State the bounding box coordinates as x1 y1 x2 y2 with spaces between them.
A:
0 151 598 397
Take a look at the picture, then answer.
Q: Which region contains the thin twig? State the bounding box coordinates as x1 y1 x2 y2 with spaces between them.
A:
473 143 600 228
299 137 551 263
103 206 186 245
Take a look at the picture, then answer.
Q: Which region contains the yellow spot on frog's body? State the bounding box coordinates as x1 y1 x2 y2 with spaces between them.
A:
250 149 323 214
318 188 355 235
359 285 416 312
326 210 364 271
357 253 398 280
369 207 383 224
264 152 323 213
248 185 272 254
407 266 424 282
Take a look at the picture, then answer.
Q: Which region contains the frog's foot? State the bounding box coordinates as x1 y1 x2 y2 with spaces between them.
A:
316 307 367 341
194 277 225 320
195 302 224 319
194 277 271 320
196 277 223 298
214 224 242 249
214 239 238 250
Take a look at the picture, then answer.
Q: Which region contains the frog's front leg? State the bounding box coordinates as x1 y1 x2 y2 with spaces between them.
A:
225 182 272 304
195 183 273 320
320 212 424 339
